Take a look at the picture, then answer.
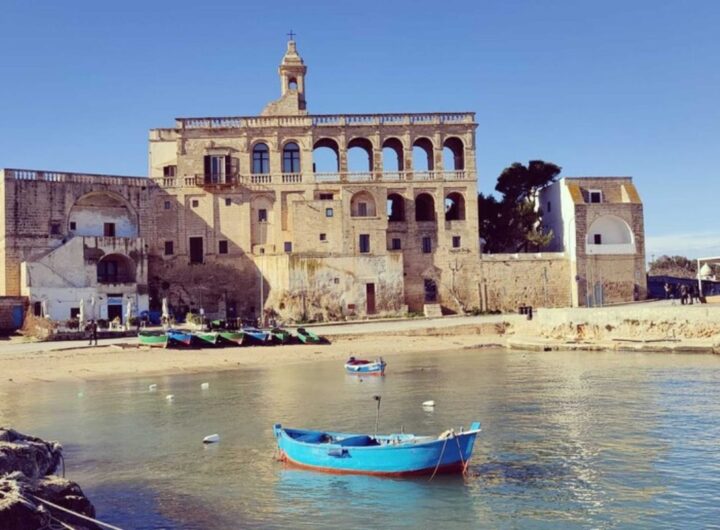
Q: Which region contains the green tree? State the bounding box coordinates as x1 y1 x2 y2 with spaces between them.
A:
648 255 697 278
479 160 561 253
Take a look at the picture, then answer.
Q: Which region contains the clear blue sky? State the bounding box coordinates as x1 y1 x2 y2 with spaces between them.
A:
1 0 718 258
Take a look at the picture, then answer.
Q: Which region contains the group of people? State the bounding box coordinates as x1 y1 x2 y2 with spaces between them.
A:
664 282 701 305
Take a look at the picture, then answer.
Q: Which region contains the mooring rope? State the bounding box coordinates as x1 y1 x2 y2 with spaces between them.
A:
27 494 124 530
429 435 450 481
454 434 471 477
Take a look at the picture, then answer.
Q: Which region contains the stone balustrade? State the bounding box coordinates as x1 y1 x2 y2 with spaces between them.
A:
175 112 475 130
3 168 148 187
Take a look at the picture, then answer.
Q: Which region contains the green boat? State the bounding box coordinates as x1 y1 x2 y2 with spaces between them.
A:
296 327 322 344
139 330 168 348
218 331 244 346
270 327 293 344
193 331 219 346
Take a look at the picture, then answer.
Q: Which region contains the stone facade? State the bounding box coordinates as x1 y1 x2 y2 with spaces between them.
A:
0 40 481 322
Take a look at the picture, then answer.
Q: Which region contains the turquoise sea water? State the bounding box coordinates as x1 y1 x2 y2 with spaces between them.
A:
2 348 720 529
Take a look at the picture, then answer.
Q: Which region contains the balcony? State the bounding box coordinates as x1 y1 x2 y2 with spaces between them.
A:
158 170 472 188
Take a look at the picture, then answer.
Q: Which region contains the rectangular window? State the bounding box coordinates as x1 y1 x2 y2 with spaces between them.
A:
225 198 232 206
189 237 203 264
208 155 226 183
319 233 327 241
69 221 77 231
258 208 268 222
391 238 401 250
589 190 602 203
358 202 368 217
163 165 177 177
319 193 334 200
103 223 116 237
50 223 61 235
219 240 228 254
192 199 199 208
359 234 370 253
594 234 602 245
164 200 171 210
282 144 301 173
452 236 461 248
164 241 174 255
422 237 432 253
252 146 270 174
284 241 293 253
547 201 552 213
326 207 334 217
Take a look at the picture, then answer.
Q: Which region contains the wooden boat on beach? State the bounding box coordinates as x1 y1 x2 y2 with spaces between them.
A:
138 330 168 348
166 329 193 347
345 357 386 376
218 330 245 346
193 330 220 346
242 327 270 345
296 327 322 344
274 422 481 476
269 327 294 344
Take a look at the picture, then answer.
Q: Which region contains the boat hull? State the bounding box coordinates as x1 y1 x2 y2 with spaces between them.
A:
218 331 244 346
344 361 386 376
166 329 193 347
138 331 168 348
274 423 480 476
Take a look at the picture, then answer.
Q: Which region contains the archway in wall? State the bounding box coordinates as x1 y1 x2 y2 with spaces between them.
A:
412 138 434 171
382 137 404 172
586 215 634 245
415 193 436 222
252 142 270 174
445 192 466 221
97 253 136 284
313 138 340 173
69 192 138 238
442 137 465 171
347 137 374 173
387 193 405 222
350 191 376 217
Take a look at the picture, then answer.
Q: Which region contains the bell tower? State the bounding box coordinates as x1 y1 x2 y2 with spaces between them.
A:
262 36 308 116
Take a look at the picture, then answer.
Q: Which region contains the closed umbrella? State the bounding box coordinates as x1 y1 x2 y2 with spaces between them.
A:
78 298 85 328
162 297 170 327
125 298 134 330
89 295 96 321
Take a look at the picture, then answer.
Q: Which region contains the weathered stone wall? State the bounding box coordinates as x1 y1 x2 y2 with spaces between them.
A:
478 253 572 312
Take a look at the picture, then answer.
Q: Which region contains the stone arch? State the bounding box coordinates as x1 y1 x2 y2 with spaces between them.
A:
586 215 634 245
69 191 138 237
415 192 436 222
443 136 465 171
444 192 466 221
282 141 301 173
251 142 270 174
313 138 340 173
350 190 377 217
97 253 136 284
387 193 405 222
382 137 404 172
347 137 374 172
412 137 434 171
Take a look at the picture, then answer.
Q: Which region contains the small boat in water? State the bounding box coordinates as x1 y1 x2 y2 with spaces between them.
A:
274 422 481 476
166 329 193 347
138 330 168 348
296 327 322 344
218 330 244 346
345 357 386 375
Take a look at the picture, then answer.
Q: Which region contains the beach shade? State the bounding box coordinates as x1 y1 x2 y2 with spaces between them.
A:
125 298 134 329
41 299 48 319
78 298 85 327
89 295 96 320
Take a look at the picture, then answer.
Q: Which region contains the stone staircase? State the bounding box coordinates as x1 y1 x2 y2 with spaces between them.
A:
423 303 443 318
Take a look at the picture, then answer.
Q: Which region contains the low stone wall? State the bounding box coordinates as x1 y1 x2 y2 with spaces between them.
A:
478 253 572 312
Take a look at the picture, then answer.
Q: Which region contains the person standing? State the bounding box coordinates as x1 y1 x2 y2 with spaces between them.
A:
679 284 688 305
664 282 671 300
88 319 98 346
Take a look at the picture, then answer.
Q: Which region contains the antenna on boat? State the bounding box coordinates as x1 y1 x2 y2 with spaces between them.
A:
373 395 381 436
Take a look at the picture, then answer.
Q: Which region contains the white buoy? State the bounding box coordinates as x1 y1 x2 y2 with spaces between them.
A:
77 391 84 398
165 394 174 401
422 400 435 408
148 384 157 391
203 433 220 444
200 382 210 390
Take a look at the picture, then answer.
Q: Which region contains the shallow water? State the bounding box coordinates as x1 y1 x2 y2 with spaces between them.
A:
2 348 720 529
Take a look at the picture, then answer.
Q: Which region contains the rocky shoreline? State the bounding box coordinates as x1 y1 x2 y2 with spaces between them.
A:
0 428 98 530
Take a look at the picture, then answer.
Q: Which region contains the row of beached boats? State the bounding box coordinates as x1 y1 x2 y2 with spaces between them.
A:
138 326 324 348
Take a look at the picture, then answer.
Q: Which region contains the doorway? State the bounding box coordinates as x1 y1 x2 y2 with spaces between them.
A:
366 283 376 315
189 237 204 264
424 279 437 303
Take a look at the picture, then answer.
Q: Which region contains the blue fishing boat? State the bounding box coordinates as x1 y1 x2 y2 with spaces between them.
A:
273 422 481 476
242 327 270 345
345 356 387 376
166 329 193 347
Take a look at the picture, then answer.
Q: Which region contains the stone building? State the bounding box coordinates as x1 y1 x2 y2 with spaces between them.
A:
0 39 481 323
539 177 647 306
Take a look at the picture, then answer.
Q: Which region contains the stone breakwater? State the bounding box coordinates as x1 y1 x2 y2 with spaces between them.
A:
0 428 98 530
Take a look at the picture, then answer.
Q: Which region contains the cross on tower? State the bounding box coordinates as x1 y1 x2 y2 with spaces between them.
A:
287 30 296 41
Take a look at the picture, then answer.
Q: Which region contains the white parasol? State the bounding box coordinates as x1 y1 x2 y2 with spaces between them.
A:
78 298 85 327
